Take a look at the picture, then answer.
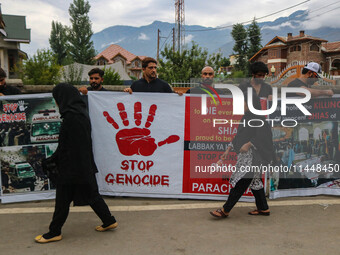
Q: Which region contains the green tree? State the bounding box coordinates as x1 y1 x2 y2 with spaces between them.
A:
129 75 137 81
231 70 246 78
231 23 248 73
68 0 96 64
49 21 69 65
17 49 61 85
220 57 230 67
158 46 191 82
206 52 222 72
207 53 230 71
247 18 262 61
158 42 208 82
102 67 123 85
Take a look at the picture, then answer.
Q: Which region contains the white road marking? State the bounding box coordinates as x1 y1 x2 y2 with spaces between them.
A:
0 199 340 214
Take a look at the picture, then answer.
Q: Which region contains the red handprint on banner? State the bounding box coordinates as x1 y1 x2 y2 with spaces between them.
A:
103 102 180 156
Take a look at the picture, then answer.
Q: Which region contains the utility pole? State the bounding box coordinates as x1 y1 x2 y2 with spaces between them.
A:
176 1 181 52
157 29 160 62
172 28 175 52
174 0 185 52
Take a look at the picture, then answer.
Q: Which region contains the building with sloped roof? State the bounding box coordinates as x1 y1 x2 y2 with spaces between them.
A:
322 42 340 76
94 44 148 79
249 31 340 77
0 7 30 79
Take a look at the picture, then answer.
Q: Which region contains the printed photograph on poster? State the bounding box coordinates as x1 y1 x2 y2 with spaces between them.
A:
0 144 57 194
0 97 61 146
270 121 340 192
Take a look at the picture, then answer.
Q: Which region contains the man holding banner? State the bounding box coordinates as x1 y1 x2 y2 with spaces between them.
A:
78 68 108 95
124 57 173 93
287 62 334 98
185 66 221 94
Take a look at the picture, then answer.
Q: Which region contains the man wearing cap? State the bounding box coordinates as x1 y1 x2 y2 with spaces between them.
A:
287 62 333 98
0 67 21 96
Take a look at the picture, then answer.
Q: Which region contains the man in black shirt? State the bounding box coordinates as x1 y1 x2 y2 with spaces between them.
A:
238 62 272 99
287 62 334 98
124 57 173 93
79 68 108 95
0 68 21 96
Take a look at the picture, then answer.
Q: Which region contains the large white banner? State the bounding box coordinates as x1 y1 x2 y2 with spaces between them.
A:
3 92 339 203
88 92 185 197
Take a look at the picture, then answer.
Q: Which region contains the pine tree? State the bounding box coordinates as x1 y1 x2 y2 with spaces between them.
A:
49 21 68 65
68 0 96 64
247 18 262 61
231 24 248 72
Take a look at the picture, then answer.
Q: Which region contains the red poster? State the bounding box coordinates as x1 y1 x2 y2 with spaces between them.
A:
182 96 266 197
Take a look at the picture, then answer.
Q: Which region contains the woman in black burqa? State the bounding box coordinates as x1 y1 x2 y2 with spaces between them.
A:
210 91 274 218
35 83 117 243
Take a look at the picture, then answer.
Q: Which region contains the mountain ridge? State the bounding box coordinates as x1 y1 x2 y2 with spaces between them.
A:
92 10 340 58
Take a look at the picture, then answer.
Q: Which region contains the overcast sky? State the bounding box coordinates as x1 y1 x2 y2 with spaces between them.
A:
2 0 340 55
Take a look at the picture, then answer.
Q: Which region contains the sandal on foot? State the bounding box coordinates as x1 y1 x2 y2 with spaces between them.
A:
95 222 118 232
248 209 270 216
35 234 62 243
210 209 229 218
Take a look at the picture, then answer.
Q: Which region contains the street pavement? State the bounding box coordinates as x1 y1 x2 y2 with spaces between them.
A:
0 196 340 255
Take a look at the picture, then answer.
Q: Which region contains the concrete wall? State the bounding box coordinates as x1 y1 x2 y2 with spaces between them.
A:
61 62 131 82
18 85 127 94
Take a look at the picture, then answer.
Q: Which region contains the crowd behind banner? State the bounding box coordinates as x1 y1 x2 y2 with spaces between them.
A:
0 92 339 203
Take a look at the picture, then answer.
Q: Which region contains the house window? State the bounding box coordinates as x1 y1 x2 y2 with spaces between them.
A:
97 58 106 65
134 61 141 68
331 59 340 70
310 44 319 52
8 54 15 76
290 45 301 52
